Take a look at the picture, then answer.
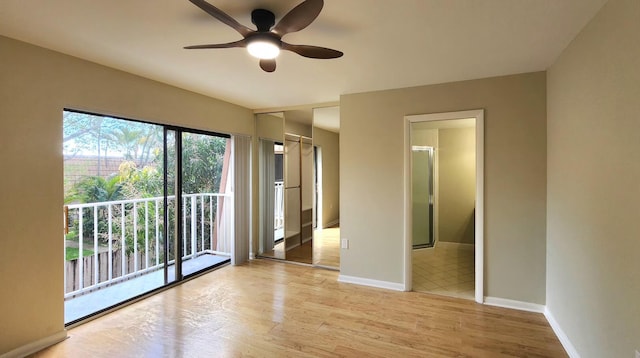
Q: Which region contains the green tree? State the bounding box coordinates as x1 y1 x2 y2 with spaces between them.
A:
65 175 125 204
118 160 163 198
65 175 126 243
180 134 228 194
64 112 229 258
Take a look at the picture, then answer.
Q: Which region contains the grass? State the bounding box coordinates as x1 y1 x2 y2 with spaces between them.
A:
65 247 94 261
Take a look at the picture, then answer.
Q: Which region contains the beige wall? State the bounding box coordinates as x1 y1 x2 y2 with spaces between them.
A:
411 125 475 245
256 113 284 142
546 0 640 356
412 128 438 148
341 72 547 303
285 120 312 138
438 127 476 244
314 127 340 227
0 35 253 355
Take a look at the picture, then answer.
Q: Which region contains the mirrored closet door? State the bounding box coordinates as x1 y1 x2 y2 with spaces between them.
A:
256 112 285 259
256 107 340 269
282 109 313 264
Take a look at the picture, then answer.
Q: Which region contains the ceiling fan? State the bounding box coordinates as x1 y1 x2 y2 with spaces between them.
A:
184 0 343 72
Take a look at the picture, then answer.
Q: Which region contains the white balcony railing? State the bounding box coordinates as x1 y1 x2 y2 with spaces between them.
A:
274 181 284 231
64 193 232 299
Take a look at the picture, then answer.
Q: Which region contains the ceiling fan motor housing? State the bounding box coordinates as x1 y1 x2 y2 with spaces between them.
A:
251 9 276 32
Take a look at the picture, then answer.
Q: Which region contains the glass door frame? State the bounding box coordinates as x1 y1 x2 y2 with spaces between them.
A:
163 128 182 283
164 125 232 283
63 108 231 325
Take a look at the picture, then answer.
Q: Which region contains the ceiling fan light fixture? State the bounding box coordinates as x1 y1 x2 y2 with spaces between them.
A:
247 37 280 59
185 0 343 72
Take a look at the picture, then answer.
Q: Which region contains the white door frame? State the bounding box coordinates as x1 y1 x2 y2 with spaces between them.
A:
315 145 323 229
403 109 484 303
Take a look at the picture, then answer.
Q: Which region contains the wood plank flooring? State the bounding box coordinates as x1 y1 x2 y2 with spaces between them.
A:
285 240 313 264
33 259 567 357
261 226 340 267
313 227 340 268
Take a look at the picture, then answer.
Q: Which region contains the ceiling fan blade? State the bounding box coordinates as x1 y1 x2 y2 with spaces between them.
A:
260 59 276 72
272 0 323 37
184 39 247 49
282 43 343 59
188 0 253 37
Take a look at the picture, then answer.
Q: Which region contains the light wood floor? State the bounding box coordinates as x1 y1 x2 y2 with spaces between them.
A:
262 226 340 268
262 240 285 260
263 240 314 264
313 227 340 268
286 240 313 264
34 260 567 357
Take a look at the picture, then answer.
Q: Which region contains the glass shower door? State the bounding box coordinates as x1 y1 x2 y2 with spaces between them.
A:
412 146 434 248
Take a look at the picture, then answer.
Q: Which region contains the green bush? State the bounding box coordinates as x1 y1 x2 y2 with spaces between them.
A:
65 247 94 261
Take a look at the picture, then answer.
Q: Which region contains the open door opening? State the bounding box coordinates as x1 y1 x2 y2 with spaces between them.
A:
405 110 484 303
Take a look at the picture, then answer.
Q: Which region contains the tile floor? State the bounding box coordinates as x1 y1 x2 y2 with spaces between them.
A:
412 242 475 300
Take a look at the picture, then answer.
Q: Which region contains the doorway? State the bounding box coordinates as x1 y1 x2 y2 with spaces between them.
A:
63 110 233 324
404 110 484 303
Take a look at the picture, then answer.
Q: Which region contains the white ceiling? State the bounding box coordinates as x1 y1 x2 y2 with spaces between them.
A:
0 0 606 110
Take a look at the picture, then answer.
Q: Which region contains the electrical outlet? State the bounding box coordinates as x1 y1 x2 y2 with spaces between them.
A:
341 238 349 249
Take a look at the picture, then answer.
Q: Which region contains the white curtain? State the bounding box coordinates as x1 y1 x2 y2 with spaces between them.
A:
259 139 275 253
215 173 233 254
231 135 251 265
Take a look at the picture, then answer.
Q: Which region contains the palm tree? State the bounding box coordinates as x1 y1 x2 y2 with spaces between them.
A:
66 175 126 243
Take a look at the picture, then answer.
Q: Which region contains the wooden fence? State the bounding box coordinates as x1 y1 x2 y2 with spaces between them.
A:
65 249 159 295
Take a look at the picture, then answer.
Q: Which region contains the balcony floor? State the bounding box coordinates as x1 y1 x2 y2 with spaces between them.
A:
65 254 229 324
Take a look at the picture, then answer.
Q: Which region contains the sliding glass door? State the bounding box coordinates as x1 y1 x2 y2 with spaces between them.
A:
63 110 232 324
164 129 182 284
175 130 232 277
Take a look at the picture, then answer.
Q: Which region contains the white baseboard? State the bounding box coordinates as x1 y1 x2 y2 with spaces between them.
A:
338 274 405 291
1 330 67 358
436 241 475 250
324 219 339 228
544 307 580 358
483 296 578 357
483 296 545 313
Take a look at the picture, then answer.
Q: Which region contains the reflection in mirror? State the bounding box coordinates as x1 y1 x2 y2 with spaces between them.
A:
257 107 339 268
257 112 285 259
283 109 314 264
312 106 340 269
